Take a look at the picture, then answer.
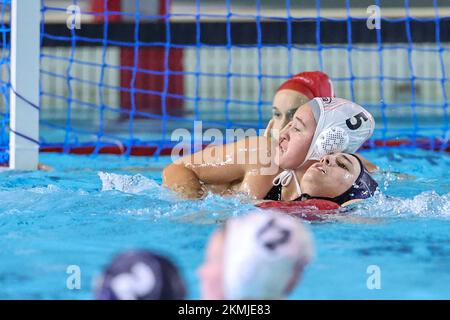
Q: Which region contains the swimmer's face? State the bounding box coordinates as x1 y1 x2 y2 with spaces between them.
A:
197 230 225 300
271 89 310 136
301 153 361 198
275 103 317 169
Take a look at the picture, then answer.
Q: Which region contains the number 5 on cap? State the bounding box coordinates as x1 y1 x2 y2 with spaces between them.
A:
346 112 369 130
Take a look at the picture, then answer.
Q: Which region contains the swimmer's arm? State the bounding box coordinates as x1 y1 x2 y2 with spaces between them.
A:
237 169 278 199
162 136 275 199
162 163 205 199
200 136 277 199
162 139 248 199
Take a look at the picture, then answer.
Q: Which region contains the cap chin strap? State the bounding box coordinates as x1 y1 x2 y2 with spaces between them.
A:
272 144 318 199
272 169 303 197
272 140 318 199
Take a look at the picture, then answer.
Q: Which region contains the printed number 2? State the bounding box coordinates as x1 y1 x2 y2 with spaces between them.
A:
346 112 369 130
257 219 291 251
110 263 156 300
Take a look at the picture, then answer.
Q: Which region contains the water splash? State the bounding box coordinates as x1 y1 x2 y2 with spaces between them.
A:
352 191 450 219
155 192 257 223
29 184 61 194
98 172 160 194
97 172 257 222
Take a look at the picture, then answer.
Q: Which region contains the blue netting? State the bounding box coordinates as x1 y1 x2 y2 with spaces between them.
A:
3 0 450 161
0 0 10 164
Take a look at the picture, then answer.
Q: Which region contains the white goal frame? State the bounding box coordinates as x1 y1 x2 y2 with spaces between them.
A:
9 0 40 170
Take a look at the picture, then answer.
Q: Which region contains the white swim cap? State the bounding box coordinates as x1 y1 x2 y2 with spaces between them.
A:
223 211 314 300
306 97 375 161
272 97 375 195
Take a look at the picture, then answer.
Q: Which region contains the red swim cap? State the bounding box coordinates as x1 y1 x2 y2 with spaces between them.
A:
277 71 334 99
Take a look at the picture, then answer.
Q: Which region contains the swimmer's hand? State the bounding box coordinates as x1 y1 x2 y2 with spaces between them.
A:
38 163 53 171
263 119 274 138
162 163 205 199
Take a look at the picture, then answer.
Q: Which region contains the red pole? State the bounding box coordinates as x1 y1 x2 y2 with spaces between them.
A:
91 0 122 22
91 0 184 118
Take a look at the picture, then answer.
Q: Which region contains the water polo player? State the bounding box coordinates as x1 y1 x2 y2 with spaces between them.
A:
263 152 378 206
265 71 334 139
94 250 186 300
163 97 375 200
198 211 314 300
264 71 376 172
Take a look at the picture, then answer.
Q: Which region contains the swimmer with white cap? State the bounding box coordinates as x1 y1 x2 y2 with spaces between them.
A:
263 72 376 172
163 97 375 201
269 97 375 200
197 211 314 300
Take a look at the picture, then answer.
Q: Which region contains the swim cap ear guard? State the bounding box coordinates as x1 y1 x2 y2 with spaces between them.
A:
311 127 350 159
305 97 375 161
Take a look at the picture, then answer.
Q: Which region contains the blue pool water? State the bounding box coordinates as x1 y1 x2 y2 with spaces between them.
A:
0 148 449 299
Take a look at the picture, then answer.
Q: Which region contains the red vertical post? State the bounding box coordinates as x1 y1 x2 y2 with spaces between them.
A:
91 0 122 22
91 0 184 118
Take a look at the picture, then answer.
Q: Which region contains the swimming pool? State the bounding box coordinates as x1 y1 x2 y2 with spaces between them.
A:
0 147 449 299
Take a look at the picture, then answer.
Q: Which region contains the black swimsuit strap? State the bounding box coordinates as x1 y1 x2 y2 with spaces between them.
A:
263 184 283 201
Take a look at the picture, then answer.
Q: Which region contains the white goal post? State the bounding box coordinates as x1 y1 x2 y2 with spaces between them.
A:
9 0 40 170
